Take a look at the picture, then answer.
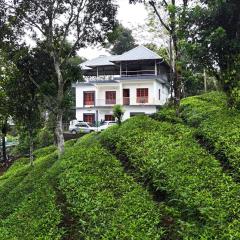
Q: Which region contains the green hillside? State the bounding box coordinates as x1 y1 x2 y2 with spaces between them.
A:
0 92 239 239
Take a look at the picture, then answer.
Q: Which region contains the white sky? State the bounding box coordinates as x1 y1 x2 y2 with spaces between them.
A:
79 0 148 59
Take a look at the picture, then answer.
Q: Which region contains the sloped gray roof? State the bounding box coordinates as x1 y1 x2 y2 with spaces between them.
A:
80 55 120 70
80 45 163 71
111 45 162 62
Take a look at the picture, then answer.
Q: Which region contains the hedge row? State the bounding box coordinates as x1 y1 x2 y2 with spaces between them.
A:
56 134 165 239
180 91 240 179
0 136 167 239
0 149 63 239
100 116 240 239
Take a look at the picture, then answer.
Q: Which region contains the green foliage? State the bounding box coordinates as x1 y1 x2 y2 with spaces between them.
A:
107 24 136 55
35 127 54 148
58 135 163 239
185 1 240 108
151 107 183 124
113 104 124 125
181 91 240 179
0 135 164 239
100 115 240 239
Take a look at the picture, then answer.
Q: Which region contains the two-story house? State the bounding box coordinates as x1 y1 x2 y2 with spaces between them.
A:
73 45 170 123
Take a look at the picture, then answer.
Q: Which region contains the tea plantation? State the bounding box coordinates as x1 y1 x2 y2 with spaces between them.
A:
0 91 239 239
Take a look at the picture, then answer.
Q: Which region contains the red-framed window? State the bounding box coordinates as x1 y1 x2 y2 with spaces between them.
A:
84 91 95 105
83 114 95 123
105 115 115 121
106 91 116 104
136 88 148 103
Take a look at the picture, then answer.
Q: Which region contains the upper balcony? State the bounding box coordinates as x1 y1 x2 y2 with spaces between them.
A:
83 97 160 108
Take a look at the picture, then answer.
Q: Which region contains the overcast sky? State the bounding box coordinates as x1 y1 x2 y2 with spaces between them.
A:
79 0 148 59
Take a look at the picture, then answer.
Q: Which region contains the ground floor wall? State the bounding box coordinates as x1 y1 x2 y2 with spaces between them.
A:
76 105 158 123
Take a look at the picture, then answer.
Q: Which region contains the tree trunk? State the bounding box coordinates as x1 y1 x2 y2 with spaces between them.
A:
2 135 6 163
53 55 65 158
55 110 65 158
1 120 7 163
172 36 181 116
29 130 34 166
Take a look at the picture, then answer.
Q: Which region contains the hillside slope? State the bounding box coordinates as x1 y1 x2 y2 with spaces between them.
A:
180 92 240 180
0 91 239 239
0 138 164 239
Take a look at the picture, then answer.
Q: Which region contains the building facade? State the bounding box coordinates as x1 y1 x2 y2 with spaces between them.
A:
73 46 170 123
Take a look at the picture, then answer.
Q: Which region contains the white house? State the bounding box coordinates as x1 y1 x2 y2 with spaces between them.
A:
73 46 170 123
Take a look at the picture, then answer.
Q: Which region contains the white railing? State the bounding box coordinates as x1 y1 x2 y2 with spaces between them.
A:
121 70 156 77
84 70 157 82
83 97 159 107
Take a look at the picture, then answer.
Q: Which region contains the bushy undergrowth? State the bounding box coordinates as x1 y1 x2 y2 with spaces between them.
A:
0 149 63 240
100 116 240 239
0 136 165 239
56 134 164 239
181 91 240 179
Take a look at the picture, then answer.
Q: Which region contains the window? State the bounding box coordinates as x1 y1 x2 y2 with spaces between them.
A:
136 88 148 103
76 123 88 127
105 115 115 121
159 89 161 100
84 91 95 105
106 91 116 104
83 114 95 123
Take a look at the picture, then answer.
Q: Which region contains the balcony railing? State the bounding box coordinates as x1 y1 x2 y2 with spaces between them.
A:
105 99 116 105
136 97 148 104
84 100 95 106
123 97 130 105
121 70 156 77
82 97 160 107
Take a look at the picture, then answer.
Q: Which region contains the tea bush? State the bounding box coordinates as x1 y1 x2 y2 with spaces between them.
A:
0 137 165 239
100 116 240 239
181 91 240 179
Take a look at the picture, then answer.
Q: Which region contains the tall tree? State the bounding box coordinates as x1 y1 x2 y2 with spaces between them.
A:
130 0 190 114
108 24 136 55
3 48 42 165
1 0 117 156
0 51 14 163
183 0 240 108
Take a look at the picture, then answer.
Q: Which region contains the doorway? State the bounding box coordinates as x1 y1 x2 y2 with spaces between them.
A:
123 89 130 105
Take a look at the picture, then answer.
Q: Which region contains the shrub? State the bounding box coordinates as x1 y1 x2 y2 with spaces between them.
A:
100 116 240 239
58 135 164 239
181 91 240 179
113 104 124 125
0 133 166 239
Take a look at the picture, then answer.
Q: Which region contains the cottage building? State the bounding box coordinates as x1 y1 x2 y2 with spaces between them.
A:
73 45 170 123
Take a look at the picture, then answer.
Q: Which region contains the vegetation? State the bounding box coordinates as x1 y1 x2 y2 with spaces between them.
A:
113 104 125 125
0 0 117 156
180 91 240 179
0 137 165 239
100 114 240 239
107 23 137 55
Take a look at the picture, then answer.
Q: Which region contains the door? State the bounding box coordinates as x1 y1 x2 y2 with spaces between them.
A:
123 89 130 105
83 114 95 124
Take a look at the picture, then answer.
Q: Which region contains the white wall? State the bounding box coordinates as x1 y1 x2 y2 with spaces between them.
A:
75 85 96 108
75 79 169 121
96 85 121 106
122 81 155 105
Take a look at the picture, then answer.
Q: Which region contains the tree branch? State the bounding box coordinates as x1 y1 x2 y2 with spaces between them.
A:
149 1 171 32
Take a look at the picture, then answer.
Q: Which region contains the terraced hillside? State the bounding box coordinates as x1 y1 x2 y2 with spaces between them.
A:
0 91 239 239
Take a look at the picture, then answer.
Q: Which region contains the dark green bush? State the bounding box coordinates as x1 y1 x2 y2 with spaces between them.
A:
100 116 240 239
58 135 164 239
35 127 54 148
181 91 240 179
0 134 166 239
